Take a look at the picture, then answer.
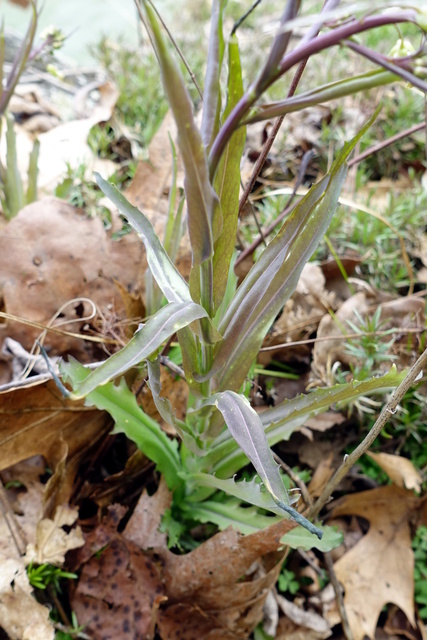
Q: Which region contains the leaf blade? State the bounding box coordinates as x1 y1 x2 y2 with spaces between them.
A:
139 0 218 266
96 173 190 305
211 110 380 391
68 301 208 397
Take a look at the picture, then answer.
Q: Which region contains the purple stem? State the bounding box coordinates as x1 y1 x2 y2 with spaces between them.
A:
208 9 417 180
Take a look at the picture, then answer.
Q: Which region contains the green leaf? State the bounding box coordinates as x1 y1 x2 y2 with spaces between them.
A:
212 34 246 310
96 174 190 305
61 359 181 490
206 365 404 476
182 497 283 535
246 69 397 123
139 0 219 266
67 301 208 398
146 357 203 454
183 473 297 514
201 0 227 152
210 109 380 392
206 390 322 537
281 525 343 552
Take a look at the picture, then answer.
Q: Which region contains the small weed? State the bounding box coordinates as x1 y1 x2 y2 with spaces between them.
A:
277 567 300 595
55 163 112 226
413 526 427 621
27 562 77 592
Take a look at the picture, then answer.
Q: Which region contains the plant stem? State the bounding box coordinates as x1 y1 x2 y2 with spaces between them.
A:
209 10 416 181
307 347 427 520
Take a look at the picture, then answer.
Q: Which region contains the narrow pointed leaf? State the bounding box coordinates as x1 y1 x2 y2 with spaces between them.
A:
210 110 379 391
68 301 208 398
139 0 218 266
201 0 227 151
212 34 246 310
146 357 202 453
183 473 292 514
181 498 283 535
246 69 397 123
206 390 322 536
61 358 181 490
96 173 190 304
204 366 404 475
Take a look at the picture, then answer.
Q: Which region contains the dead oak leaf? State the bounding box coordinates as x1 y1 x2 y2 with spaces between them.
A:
25 505 84 565
329 485 420 640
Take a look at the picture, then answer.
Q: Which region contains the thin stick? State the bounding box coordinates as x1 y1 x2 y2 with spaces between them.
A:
259 326 425 352
307 346 427 520
324 551 353 640
348 121 426 168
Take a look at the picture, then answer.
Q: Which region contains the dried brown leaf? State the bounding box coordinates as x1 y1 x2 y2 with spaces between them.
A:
0 379 110 509
367 452 423 492
328 485 421 640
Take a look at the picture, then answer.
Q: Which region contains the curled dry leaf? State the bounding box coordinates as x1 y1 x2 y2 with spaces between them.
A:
366 451 423 492
327 485 423 640
25 505 84 565
276 594 331 637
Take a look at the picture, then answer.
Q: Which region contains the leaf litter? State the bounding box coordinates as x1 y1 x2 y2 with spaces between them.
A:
0 8 426 640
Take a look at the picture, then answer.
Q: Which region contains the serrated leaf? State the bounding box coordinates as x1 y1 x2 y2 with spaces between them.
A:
183 472 295 514
281 525 343 552
61 359 181 490
66 301 208 398
139 0 218 266
182 497 283 535
209 109 380 392
96 174 190 304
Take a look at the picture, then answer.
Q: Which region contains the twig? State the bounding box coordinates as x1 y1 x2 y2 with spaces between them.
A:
231 0 264 36
348 121 426 168
259 326 425 352
307 346 427 520
324 551 353 640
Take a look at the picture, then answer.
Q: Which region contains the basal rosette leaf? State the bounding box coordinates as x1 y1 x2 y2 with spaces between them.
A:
66 301 208 398
207 390 322 537
61 359 181 490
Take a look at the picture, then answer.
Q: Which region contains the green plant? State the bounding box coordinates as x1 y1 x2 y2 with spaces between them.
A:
0 2 63 219
61 0 427 548
413 526 427 621
27 562 77 592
